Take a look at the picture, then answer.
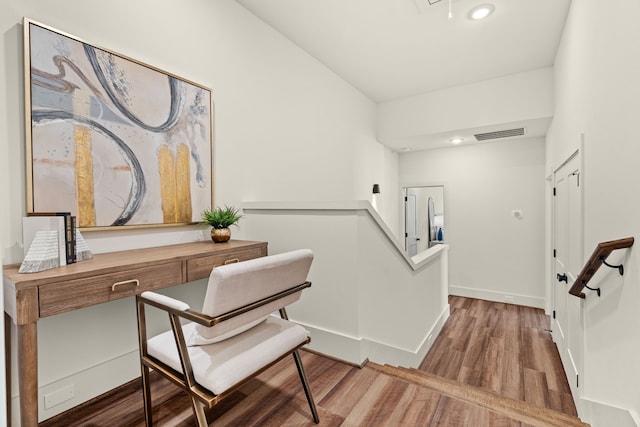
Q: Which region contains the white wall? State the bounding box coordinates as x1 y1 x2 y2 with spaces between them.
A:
354 136 401 238
0 0 399 260
547 0 640 424
0 0 397 423
400 137 546 307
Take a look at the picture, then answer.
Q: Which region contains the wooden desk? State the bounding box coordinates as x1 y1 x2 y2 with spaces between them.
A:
3 240 267 426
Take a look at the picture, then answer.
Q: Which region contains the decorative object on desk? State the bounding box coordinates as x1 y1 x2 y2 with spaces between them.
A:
24 18 213 230
27 212 76 263
75 228 93 261
210 227 231 243
19 230 60 273
23 215 66 266
201 205 242 243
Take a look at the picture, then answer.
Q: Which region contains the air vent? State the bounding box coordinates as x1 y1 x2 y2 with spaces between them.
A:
414 0 444 12
474 127 526 141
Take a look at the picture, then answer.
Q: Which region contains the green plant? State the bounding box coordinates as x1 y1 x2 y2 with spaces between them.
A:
201 205 243 229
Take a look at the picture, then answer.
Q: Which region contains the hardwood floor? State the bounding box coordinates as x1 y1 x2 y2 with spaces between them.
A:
419 296 576 416
39 296 582 426
369 365 587 427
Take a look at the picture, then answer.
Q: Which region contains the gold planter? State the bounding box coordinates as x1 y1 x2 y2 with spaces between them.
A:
210 227 231 243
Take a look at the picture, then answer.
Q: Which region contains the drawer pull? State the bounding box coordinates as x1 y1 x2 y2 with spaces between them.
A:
111 279 140 291
224 258 240 265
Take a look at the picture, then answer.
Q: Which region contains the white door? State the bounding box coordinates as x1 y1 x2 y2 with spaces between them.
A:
405 192 418 256
553 153 583 400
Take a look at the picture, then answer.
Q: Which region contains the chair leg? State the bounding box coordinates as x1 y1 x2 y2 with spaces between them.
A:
292 350 320 423
141 364 153 427
191 397 208 427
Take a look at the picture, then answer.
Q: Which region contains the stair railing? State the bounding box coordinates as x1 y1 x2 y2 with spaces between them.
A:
569 237 634 298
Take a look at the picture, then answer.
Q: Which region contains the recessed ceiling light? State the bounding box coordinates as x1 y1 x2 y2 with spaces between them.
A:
469 4 494 20
450 137 464 144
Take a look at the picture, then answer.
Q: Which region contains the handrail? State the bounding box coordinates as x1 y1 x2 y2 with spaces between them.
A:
569 237 634 298
241 200 447 270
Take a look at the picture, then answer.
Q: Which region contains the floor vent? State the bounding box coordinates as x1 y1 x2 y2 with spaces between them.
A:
474 127 526 141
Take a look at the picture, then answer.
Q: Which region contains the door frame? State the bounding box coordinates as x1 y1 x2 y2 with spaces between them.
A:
550 146 584 323
404 190 418 256
549 139 585 413
401 183 446 255
551 149 578 322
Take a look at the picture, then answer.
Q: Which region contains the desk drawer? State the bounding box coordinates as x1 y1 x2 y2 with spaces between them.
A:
39 261 182 317
186 246 266 282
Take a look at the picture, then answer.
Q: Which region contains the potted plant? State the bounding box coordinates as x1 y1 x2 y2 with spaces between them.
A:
201 205 243 243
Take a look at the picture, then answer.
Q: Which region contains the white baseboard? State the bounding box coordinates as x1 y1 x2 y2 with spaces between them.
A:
581 398 640 427
361 304 451 367
300 323 364 366
11 349 140 425
299 304 451 368
449 285 545 309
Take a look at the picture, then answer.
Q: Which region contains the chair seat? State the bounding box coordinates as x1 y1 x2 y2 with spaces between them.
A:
147 316 309 395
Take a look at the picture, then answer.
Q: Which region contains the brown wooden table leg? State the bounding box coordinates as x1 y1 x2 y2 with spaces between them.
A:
4 312 11 427
17 322 38 427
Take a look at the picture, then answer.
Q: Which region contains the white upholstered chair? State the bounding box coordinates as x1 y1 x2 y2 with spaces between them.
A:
135 249 319 426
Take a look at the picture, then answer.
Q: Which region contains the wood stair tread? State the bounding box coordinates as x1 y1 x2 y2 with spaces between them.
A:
368 363 590 427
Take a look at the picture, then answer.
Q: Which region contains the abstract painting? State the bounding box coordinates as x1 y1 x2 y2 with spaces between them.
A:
24 19 213 229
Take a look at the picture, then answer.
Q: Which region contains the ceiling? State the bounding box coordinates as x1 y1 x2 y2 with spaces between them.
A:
235 0 572 150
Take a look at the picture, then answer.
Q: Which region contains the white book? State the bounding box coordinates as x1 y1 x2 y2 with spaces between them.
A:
22 216 66 267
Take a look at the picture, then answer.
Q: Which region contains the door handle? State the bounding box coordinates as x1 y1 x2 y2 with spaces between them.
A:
557 273 568 283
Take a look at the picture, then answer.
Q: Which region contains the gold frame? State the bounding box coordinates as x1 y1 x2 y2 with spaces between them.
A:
24 18 214 230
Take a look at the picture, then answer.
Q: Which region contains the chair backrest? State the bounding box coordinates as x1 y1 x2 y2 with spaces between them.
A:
188 249 314 345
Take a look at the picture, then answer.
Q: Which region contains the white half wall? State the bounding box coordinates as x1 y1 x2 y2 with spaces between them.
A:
400 138 546 308
242 201 450 367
